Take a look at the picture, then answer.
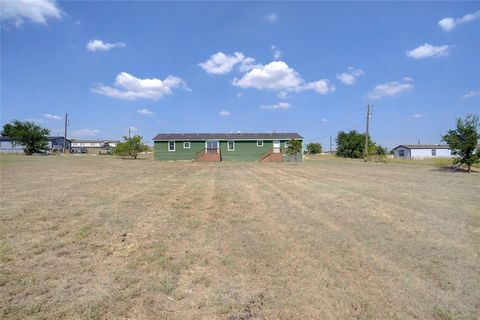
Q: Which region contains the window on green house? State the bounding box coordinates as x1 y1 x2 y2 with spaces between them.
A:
257 140 264 147
228 140 235 151
168 141 175 151
183 142 191 149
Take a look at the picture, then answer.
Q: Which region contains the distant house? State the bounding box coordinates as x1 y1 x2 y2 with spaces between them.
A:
0 136 71 153
71 140 120 153
152 132 303 162
391 144 452 159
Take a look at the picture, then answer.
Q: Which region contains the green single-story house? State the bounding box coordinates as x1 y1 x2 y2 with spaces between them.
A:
152 132 303 162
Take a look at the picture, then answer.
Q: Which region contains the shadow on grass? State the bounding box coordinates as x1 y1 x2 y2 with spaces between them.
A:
432 166 478 174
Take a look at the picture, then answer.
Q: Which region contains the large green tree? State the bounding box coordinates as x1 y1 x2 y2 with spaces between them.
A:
306 142 322 154
286 139 302 164
1 120 50 155
336 130 379 159
442 114 480 172
113 135 149 159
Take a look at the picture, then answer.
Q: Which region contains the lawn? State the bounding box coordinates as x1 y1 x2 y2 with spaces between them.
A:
1 155 479 319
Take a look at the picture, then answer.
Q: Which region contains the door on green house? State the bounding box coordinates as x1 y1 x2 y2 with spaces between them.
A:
206 140 219 153
273 140 280 153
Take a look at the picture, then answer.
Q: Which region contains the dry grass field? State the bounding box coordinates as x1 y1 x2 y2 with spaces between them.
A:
1 154 479 319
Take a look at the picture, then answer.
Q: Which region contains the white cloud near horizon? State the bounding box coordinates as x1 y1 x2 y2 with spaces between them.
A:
219 110 231 116
438 11 480 31
136 108 154 115
0 0 63 26
72 129 99 137
92 72 190 100
233 61 335 95
86 39 126 52
25 118 46 123
463 90 480 99
260 102 291 110
265 13 278 23
367 77 414 100
44 113 62 120
336 67 364 85
406 43 451 59
412 113 424 119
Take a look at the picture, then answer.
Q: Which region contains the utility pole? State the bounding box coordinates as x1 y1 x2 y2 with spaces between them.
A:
364 104 372 158
63 113 68 154
128 127 131 139
329 135 332 154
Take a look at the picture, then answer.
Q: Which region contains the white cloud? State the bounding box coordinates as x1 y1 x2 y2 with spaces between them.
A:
92 72 190 100
86 39 126 52
44 113 62 120
0 0 63 26
260 102 291 110
25 118 46 123
72 129 99 137
304 79 336 95
336 67 364 85
463 90 480 99
321 118 328 123
271 45 282 59
412 113 424 119
406 43 451 59
237 57 260 73
233 61 335 95
438 11 480 31
233 61 302 91
219 110 231 116
367 77 414 100
199 52 258 74
136 108 154 115
277 91 288 99
265 13 278 23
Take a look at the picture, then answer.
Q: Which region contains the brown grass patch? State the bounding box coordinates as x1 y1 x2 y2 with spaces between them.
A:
1 154 479 319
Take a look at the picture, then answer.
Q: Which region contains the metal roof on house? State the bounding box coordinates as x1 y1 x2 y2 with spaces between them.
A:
392 144 450 150
152 132 303 141
71 139 120 143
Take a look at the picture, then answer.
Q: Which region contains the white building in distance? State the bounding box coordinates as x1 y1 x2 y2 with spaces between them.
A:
391 144 451 160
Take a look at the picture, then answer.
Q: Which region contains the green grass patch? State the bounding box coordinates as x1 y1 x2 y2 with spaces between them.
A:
0 241 12 263
75 227 92 239
433 306 454 320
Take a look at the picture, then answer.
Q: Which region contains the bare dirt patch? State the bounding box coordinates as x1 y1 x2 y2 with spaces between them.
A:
1 155 479 319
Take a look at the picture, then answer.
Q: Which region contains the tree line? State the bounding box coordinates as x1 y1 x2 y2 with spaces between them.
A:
2 114 479 170
1 120 149 159
304 114 479 172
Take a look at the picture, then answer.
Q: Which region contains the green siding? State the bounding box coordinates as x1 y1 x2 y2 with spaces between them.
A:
154 141 205 161
220 140 273 161
154 139 303 161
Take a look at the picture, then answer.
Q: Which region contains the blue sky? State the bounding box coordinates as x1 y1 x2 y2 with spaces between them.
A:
1 1 478 149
